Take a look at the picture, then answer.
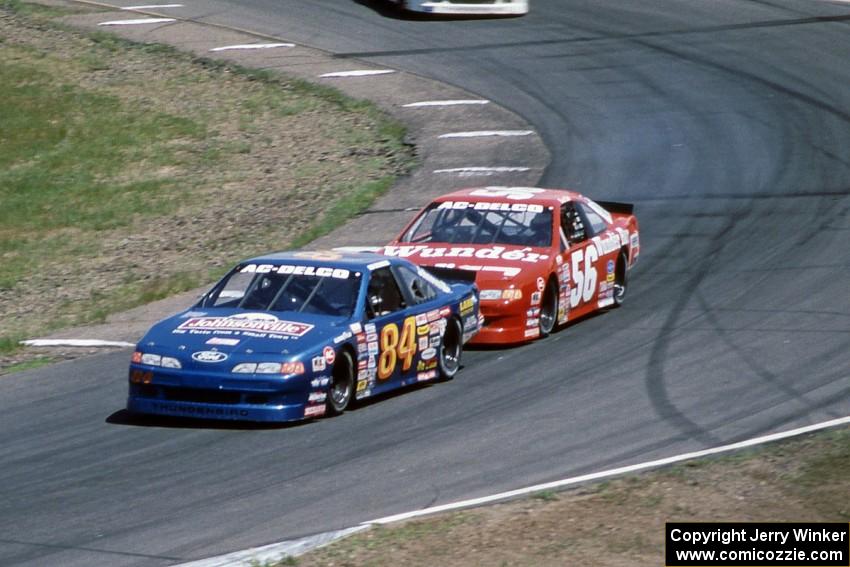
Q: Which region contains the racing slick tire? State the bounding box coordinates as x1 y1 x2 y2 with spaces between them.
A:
437 317 463 380
327 349 355 415
612 252 628 308
538 279 558 337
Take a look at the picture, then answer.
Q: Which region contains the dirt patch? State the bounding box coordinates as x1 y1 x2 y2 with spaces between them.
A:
294 426 850 566
0 2 413 373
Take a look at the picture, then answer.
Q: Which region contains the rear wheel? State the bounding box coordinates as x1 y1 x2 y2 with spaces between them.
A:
327 350 354 415
438 317 463 380
612 253 628 307
539 280 558 337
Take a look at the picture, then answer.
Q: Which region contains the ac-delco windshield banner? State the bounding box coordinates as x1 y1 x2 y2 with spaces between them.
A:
666 523 849 567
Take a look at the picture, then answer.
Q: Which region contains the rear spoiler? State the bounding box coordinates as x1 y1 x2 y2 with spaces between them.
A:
595 200 634 215
421 266 477 285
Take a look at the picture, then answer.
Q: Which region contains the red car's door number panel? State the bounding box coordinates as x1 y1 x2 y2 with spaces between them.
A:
569 246 598 308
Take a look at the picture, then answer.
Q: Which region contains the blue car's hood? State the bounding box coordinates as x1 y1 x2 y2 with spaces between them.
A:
140 308 352 356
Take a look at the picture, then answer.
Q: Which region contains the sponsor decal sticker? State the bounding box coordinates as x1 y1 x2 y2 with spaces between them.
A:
281 362 305 375
308 391 327 403
418 337 429 351
421 347 437 361
356 380 368 392
312 356 326 372
427 309 442 322
205 337 240 346
311 377 330 388
334 331 352 344
524 328 540 338
417 370 438 382
460 296 475 315
417 359 438 371
383 245 548 264
367 260 391 270
323 346 336 365
436 201 545 213
417 324 430 336
350 322 363 334
531 291 541 306
304 405 326 418
415 313 428 326
536 277 546 292
177 314 313 338
240 263 350 279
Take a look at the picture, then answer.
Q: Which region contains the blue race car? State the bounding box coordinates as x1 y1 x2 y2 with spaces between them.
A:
127 251 480 422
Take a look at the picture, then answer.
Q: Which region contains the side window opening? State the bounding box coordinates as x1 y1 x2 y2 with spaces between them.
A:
366 267 406 319
395 266 438 305
561 202 587 245
577 202 609 236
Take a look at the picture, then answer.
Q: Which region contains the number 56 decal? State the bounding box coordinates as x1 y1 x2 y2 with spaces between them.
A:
569 247 598 308
378 316 417 380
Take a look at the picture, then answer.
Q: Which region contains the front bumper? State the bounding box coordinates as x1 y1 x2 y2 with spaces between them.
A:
126 365 321 422
468 301 538 345
127 394 309 422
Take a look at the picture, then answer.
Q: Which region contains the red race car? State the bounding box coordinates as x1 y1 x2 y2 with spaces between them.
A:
382 187 639 344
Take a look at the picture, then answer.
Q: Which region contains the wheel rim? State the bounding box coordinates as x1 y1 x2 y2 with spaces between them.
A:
539 283 557 335
614 256 627 304
441 321 461 375
330 355 352 411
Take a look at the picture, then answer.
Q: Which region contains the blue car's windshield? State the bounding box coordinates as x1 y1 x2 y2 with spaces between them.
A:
203 264 361 318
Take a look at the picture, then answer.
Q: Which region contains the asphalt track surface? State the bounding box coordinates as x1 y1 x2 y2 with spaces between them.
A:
3 1 850 565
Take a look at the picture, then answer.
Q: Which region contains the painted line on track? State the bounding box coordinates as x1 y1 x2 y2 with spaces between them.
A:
210 42 295 51
319 70 396 78
175 415 850 566
172 526 368 567
98 17 175 25
402 99 490 107
21 339 136 348
120 3 183 9
368 415 850 525
433 166 531 175
438 130 534 139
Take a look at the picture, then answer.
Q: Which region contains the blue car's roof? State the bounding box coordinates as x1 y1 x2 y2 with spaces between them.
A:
242 250 396 272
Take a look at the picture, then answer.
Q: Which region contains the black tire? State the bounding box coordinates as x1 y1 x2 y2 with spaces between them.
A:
612 252 628 307
327 350 354 415
438 317 463 380
538 280 558 337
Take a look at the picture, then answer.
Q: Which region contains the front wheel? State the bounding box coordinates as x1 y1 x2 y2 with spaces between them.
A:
438 317 463 380
538 280 558 337
327 350 354 415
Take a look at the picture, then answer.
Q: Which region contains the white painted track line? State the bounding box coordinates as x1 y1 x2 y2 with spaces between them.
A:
403 99 490 107
210 43 295 52
320 70 396 78
368 415 850 525
434 166 531 174
173 526 368 567
438 130 534 139
171 415 850 566
21 339 136 348
120 4 183 9
98 17 175 25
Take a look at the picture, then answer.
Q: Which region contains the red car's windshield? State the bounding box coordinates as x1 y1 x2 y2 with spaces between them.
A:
401 202 553 248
